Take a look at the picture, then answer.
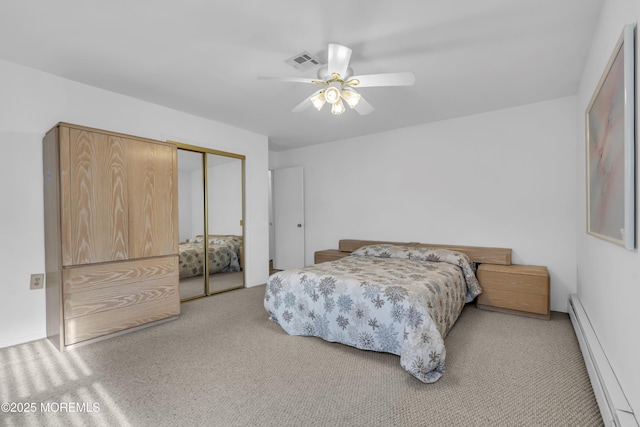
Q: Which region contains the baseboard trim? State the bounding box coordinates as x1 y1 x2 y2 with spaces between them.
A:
568 294 638 427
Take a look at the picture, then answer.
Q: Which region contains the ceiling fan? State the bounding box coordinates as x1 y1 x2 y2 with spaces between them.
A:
259 43 415 116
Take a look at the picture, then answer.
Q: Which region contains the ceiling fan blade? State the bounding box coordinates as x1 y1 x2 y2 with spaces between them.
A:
327 43 352 80
348 72 416 88
354 95 374 115
291 90 322 113
257 76 319 84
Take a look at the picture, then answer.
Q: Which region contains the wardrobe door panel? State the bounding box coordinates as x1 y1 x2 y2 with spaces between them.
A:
206 153 244 294
127 139 177 259
66 129 129 265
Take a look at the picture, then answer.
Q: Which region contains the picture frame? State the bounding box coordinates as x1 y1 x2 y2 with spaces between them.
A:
586 23 635 250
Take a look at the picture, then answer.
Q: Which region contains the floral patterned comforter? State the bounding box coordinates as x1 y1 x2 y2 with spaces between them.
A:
264 244 482 383
178 241 240 279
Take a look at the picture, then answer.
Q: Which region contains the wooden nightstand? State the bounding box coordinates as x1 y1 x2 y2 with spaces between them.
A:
314 249 351 264
476 264 550 320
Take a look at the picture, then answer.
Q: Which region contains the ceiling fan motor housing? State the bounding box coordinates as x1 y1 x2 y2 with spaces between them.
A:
317 65 353 81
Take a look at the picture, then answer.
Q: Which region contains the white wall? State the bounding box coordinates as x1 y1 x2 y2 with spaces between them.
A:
0 59 270 349
576 0 640 414
271 97 577 313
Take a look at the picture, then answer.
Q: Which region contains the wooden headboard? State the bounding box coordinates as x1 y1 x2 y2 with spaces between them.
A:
338 239 512 265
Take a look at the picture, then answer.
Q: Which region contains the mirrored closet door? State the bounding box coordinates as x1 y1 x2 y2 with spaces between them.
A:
176 145 245 301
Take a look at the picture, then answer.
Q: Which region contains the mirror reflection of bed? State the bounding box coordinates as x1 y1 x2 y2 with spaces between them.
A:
177 147 245 301
178 234 244 299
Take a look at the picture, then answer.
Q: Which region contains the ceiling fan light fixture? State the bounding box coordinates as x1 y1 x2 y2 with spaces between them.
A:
340 89 361 109
310 91 326 111
331 98 346 115
324 86 341 104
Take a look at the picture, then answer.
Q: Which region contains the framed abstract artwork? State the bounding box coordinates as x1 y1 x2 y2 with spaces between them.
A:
586 23 635 250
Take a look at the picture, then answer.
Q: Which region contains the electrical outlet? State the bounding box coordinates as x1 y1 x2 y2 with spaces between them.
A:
30 273 44 290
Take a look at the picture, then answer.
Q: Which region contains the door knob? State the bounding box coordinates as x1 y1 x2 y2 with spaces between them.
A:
297 224 302 227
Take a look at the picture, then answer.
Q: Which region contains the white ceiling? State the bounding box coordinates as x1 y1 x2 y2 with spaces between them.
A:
0 0 603 151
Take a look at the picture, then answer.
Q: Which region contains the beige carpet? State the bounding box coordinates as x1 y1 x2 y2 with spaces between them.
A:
0 285 602 427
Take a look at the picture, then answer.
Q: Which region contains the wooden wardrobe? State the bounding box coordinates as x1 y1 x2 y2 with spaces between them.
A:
43 123 180 350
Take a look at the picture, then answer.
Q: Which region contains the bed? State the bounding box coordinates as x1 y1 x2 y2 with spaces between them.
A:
178 235 243 280
264 240 512 383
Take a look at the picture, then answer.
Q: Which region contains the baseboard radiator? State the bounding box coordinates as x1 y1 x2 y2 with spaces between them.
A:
568 294 638 427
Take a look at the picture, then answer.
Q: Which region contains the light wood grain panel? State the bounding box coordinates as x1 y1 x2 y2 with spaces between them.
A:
64 275 177 319
69 129 129 264
57 122 175 147
338 239 512 265
314 250 351 264
64 295 180 345
127 139 177 258
477 266 548 296
63 256 178 294
339 239 411 253
59 126 72 267
476 264 549 319
478 263 549 276
477 289 548 315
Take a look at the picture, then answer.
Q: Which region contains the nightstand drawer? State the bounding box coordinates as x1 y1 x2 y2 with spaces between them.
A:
477 264 549 319
477 289 548 315
477 268 547 295
314 249 350 264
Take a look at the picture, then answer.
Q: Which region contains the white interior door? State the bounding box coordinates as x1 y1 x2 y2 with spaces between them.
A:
273 166 304 270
